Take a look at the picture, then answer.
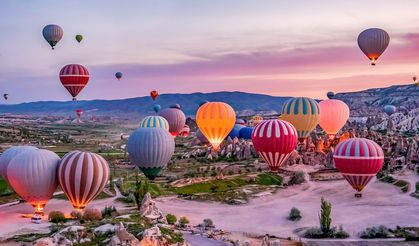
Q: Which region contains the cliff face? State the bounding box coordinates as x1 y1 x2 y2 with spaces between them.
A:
335 84 419 117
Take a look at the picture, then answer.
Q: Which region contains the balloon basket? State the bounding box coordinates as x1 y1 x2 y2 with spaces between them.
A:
354 193 362 198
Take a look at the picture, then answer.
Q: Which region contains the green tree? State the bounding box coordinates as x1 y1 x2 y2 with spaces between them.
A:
166 214 177 225
319 197 332 235
133 175 149 209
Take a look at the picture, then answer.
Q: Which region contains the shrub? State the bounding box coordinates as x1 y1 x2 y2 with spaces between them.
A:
304 227 324 238
166 214 177 225
202 218 214 228
70 211 82 220
83 208 102 221
335 225 350 238
288 207 302 221
319 197 332 235
289 171 305 185
102 206 117 217
48 211 66 223
360 225 392 239
178 217 189 228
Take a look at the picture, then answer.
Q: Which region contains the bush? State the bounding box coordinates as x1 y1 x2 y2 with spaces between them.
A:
102 206 117 217
48 211 66 223
335 225 350 238
360 225 392 239
70 211 82 220
288 207 302 221
289 171 305 185
178 217 189 228
202 218 214 228
166 214 177 225
304 227 324 238
83 208 102 221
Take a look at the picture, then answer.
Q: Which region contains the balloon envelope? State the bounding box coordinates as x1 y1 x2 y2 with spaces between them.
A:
227 124 245 139
196 102 236 150
318 99 350 139
239 126 253 140
42 24 63 49
140 116 170 131
333 138 384 193
59 64 89 101
150 91 159 100
281 97 321 141
158 107 186 137
115 72 122 80
0 146 38 184
326 91 335 99
127 127 175 179
252 119 298 171
357 28 390 65
3 94 8 100
153 104 161 113
179 125 190 137
75 34 83 43
384 105 396 116
8 149 60 213
251 115 263 126
58 151 110 211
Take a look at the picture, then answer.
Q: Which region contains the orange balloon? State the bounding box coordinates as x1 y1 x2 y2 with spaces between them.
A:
196 102 236 150
318 99 350 139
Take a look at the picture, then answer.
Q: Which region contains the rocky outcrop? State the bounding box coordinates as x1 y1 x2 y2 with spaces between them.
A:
139 192 166 223
110 222 140 246
34 234 73 246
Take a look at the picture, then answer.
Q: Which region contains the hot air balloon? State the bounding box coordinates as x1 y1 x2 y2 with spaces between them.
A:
179 125 190 137
357 28 390 65
127 127 175 180
413 76 417 83
115 72 122 80
333 138 384 197
75 34 83 43
199 100 209 107
251 115 263 126
58 151 110 211
42 24 63 50
150 90 159 101
239 126 253 140
7 149 60 214
158 105 186 137
3 94 8 100
281 97 321 142
0 146 38 184
196 102 236 150
326 91 335 99
252 119 298 171
196 129 209 144
227 124 245 139
140 116 170 131
153 104 161 113
235 119 246 125
383 105 396 116
59 64 89 101
318 99 350 140
76 109 83 118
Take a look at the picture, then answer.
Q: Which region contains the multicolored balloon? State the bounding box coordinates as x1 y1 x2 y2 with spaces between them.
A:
251 115 263 126
75 34 83 43
280 97 321 142
159 105 186 137
179 125 190 137
127 127 175 180
115 72 123 80
333 138 384 195
150 90 159 101
0 146 38 184
58 151 110 211
140 116 169 131
59 64 89 101
252 119 298 171
357 28 390 65
384 105 396 116
318 99 350 139
196 102 236 150
7 149 60 213
42 24 63 50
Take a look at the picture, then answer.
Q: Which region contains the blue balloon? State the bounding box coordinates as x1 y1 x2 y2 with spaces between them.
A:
115 72 123 80
226 124 245 139
239 126 254 140
153 104 161 113
384 105 396 116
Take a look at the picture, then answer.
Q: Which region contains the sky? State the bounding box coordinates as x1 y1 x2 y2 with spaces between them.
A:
0 0 419 103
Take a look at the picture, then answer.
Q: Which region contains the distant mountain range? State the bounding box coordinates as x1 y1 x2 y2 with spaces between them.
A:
0 84 417 119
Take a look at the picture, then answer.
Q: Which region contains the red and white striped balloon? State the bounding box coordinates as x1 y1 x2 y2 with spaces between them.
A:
333 138 384 194
252 119 298 171
58 151 109 211
59 64 89 101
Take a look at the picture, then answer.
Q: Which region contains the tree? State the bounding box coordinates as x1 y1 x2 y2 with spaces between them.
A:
319 197 332 235
133 175 149 209
179 217 190 227
288 207 302 221
166 214 177 225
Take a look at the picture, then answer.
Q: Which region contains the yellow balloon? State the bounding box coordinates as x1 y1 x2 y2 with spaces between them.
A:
196 102 236 150
251 115 263 126
280 97 320 142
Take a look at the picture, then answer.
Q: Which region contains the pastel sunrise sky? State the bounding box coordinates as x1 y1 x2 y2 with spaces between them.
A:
1 0 419 103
